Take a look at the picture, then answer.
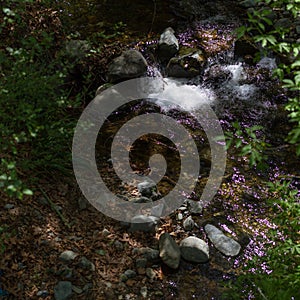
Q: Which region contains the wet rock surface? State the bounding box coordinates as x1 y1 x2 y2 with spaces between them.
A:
107 50 148 83
157 27 179 62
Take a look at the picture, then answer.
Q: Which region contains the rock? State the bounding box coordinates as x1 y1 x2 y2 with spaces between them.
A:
146 268 156 280
166 48 206 78
4 204 14 210
54 281 73 300
183 216 195 231
151 203 165 217
114 240 124 251
140 286 148 298
137 247 160 262
137 179 157 198
180 236 209 263
107 50 148 83
77 197 88 210
188 200 203 214
157 27 179 62
124 269 136 278
133 196 152 203
102 228 110 237
36 290 49 298
159 233 181 269
59 250 78 263
120 273 128 282
205 224 241 256
177 212 183 220
136 258 147 269
78 257 95 271
239 0 256 8
65 39 90 59
129 215 158 232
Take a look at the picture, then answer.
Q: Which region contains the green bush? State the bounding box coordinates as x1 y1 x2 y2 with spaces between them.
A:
0 1 80 199
225 122 270 169
236 0 300 155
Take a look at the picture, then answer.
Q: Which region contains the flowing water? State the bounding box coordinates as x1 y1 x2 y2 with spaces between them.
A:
65 1 299 298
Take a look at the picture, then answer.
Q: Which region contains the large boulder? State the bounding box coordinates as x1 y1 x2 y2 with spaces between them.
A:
180 236 209 263
159 233 181 269
107 50 148 83
166 48 206 78
205 224 241 256
157 27 179 62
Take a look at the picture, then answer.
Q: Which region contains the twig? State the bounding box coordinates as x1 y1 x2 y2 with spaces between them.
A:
149 0 157 36
38 186 71 229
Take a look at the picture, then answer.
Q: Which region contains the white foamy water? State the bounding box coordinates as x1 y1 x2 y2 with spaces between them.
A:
232 84 258 100
224 62 247 82
257 57 277 71
149 78 216 111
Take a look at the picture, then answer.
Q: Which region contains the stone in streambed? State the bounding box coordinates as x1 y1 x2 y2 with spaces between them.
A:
129 215 158 232
205 224 241 256
157 27 179 62
183 216 195 231
107 50 148 83
166 48 206 78
180 236 209 263
159 233 181 269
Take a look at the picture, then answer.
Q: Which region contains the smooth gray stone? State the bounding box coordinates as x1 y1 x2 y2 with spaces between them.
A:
205 224 241 256
180 236 209 263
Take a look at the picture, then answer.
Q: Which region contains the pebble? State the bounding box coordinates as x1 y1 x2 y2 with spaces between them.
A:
136 258 147 269
36 290 49 298
59 250 78 263
4 204 14 210
102 228 110 237
140 286 148 298
146 268 156 280
183 216 195 231
78 257 95 271
124 269 136 278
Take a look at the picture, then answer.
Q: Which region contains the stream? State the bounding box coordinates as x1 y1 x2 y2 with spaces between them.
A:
66 1 299 299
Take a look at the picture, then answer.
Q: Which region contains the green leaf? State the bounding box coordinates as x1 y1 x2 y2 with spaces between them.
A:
291 61 300 68
258 22 265 31
23 189 33 196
